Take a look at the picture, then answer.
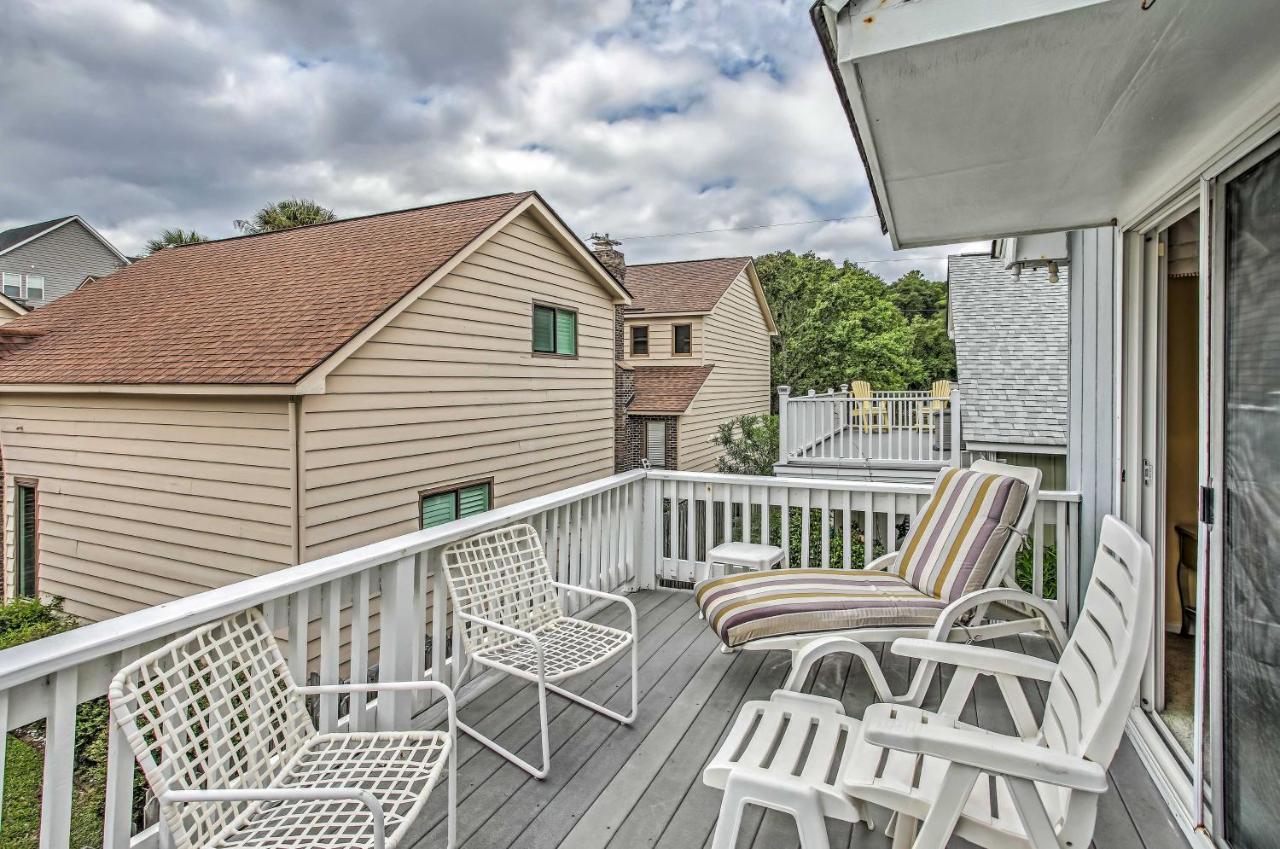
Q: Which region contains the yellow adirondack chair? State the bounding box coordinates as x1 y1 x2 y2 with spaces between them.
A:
849 380 888 433
916 379 951 430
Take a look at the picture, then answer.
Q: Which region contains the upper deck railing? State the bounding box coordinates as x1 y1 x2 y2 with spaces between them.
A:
777 384 961 468
0 467 1076 849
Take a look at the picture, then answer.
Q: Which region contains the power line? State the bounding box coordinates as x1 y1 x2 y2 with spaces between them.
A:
613 213 880 240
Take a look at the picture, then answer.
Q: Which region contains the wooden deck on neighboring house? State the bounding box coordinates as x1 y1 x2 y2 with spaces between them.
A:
409 589 1188 849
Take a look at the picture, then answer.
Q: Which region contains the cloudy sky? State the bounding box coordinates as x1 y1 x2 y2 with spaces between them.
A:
0 0 981 278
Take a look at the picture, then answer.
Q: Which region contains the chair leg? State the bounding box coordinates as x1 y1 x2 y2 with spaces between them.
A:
456 677 552 779
545 638 638 725
711 769 831 849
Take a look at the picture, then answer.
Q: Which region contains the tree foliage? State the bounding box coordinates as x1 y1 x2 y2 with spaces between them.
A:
145 227 208 254
712 414 779 476
235 198 336 234
754 250 955 397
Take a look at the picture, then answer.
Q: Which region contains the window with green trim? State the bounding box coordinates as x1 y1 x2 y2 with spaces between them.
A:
420 481 493 529
532 304 577 356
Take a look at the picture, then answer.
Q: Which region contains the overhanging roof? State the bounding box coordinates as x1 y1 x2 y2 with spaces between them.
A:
813 0 1280 247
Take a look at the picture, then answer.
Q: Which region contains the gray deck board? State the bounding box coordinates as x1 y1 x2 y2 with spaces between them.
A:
409 589 1187 849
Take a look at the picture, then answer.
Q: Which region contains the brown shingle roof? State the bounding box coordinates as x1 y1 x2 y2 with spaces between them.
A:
629 365 713 414
624 257 750 314
0 192 532 385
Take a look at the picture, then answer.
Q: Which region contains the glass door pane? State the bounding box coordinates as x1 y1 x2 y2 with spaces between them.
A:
1222 144 1280 847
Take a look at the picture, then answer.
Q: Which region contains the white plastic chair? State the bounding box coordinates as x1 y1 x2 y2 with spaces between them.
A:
704 514 1154 849
109 609 456 849
441 523 638 779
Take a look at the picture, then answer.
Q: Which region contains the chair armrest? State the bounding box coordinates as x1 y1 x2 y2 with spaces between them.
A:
863 718 1108 793
456 612 545 665
864 552 898 572
551 582 638 635
927 587 1068 648
160 788 387 849
891 638 1057 682
296 681 457 732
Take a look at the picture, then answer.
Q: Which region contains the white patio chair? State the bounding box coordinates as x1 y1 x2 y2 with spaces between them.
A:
441 523 638 779
108 608 456 849
696 461 1064 706
704 514 1154 849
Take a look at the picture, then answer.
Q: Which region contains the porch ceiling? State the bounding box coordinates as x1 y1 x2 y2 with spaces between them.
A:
815 0 1280 246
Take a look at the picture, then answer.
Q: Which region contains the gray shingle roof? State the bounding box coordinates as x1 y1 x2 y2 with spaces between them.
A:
947 254 1068 449
0 216 75 255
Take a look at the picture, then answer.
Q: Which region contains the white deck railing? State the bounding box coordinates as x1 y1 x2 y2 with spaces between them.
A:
777 385 961 467
0 467 1078 849
0 470 646 849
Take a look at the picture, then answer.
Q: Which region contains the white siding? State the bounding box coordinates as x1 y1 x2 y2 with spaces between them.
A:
623 316 703 364
301 211 617 558
1068 226 1117 602
678 269 772 471
0 395 294 621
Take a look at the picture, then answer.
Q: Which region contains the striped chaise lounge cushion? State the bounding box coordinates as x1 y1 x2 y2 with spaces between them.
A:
895 467 1028 603
695 570 951 648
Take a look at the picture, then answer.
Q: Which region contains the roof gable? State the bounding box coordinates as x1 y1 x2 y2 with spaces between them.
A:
947 254 1068 449
0 215 128 263
625 257 750 314
0 192 628 390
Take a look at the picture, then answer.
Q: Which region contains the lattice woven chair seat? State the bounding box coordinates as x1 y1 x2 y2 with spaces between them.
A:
472 617 632 681
109 609 454 849
214 731 449 849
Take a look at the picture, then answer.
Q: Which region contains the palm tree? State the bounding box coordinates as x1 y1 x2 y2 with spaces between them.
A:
234 199 336 235
145 228 208 254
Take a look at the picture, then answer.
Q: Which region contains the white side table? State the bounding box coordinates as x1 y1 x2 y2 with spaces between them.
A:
699 542 785 584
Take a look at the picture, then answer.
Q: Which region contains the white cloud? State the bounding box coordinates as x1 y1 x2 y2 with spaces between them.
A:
0 0 982 276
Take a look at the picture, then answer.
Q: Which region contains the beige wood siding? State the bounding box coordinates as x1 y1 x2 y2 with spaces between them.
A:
300 211 617 559
0 395 294 621
623 316 703 364
678 269 772 471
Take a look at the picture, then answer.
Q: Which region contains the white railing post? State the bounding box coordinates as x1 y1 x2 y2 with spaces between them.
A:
777 385 791 462
949 389 963 467
377 555 418 731
637 475 659 589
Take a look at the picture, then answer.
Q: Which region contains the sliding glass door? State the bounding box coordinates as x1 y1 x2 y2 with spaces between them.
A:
1218 142 1280 848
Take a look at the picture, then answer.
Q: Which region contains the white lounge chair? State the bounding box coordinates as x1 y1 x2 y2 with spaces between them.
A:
704 514 1153 849
109 609 457 849
696 460 1063 705
441 523 638 779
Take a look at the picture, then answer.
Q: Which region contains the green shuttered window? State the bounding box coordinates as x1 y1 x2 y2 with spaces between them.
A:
421 481 492 529
533 304 577 356
15 483 37 598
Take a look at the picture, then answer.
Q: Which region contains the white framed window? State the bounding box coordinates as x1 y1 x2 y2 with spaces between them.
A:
645 420 667 468
24 274 43 300
2 272 20 299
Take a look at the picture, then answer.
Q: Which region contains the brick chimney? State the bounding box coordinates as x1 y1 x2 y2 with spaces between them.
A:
590 233 626 284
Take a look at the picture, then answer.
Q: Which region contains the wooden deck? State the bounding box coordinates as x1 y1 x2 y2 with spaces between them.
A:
790 425 952 465
409 590 1188 849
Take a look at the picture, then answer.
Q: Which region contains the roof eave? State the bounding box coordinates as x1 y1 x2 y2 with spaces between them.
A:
0 382 317 396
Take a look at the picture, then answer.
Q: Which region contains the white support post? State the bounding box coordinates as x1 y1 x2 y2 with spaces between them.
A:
776 385 791 463
949 389 963 468
637 475 659 589
377 555 418 730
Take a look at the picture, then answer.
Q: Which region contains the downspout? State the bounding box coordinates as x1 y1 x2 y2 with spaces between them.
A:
290 396 306 565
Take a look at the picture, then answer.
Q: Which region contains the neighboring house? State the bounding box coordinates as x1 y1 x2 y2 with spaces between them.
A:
609 254 776 471
0 215 128 308
0 293 28 325
947 252 1068 488
0 192 628 620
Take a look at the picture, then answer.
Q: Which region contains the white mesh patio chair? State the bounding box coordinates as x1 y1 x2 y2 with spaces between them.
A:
441 523 638 779
704 515 1154 849
696 460 1063 706
108 609 456 849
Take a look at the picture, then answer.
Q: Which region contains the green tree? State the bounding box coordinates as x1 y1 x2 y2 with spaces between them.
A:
235 198 336 234
890 270 956 386
713 414 779 476
145 227 208 254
